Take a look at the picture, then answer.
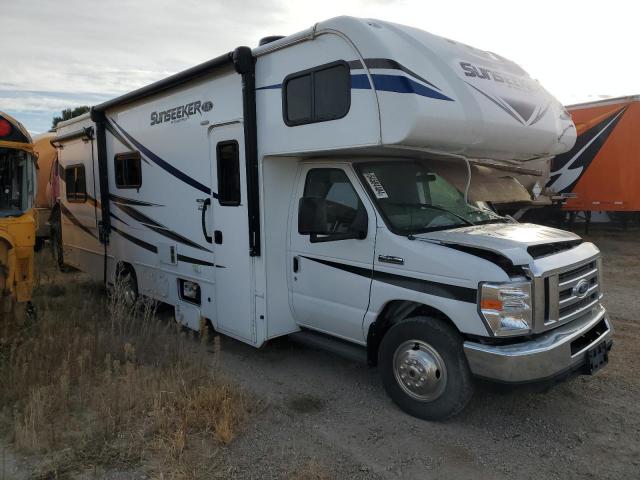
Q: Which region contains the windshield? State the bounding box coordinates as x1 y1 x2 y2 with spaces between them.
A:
0 148 35 217
356 160 506 234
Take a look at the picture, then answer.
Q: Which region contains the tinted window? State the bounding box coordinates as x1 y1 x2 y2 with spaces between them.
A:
285 75 312 124
284 62 350 126
65 164 87 203
115 151 142 189
314 65 350 120
302 169 366 235
216 141 240 206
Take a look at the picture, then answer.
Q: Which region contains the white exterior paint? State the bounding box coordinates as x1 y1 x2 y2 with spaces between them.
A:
53 17 608 406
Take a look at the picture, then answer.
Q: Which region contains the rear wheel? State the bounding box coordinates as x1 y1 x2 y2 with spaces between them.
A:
116 264 138 307
378 316 473 420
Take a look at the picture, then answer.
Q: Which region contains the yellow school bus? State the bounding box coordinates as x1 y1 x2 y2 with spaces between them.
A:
0 112 37 315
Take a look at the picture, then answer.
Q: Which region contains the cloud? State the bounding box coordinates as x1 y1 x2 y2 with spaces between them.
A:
2 0 638 135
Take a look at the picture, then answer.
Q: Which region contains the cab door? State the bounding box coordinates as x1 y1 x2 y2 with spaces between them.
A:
288 164 377 343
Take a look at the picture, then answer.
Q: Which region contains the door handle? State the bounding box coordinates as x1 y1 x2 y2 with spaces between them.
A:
201 198 212 243
214 230 223 245
378 255 404 265
293 256 300 273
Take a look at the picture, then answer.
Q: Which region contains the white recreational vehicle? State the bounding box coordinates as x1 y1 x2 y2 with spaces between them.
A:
53 17 612 420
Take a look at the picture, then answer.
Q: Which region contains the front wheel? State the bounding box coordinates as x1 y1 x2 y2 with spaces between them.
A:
378 316 473 420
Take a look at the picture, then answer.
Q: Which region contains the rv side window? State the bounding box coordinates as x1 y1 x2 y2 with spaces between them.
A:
216 141 240 206
283 61 350 126
65 164 87 203
114 151 142 189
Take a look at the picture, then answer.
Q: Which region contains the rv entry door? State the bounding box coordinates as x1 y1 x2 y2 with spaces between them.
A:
208 121 255 343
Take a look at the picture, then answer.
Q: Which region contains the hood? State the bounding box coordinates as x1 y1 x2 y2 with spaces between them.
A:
415 223 581 266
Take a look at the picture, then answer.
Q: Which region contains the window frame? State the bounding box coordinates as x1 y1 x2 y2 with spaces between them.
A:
65 164 88 203
216 140 241 207
282 60 351 127
114 151 142 190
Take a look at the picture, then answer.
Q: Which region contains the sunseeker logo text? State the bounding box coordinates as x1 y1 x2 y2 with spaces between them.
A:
459 62 535 91
150 100 213 126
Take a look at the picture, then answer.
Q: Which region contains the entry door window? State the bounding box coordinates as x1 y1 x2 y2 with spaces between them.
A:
216 141 240 206
302 168 367 235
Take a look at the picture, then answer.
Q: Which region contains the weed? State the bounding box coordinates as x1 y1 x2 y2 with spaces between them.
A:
0 253 251 479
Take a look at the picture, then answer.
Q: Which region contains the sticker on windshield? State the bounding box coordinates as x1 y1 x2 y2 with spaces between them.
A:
362 172 388 199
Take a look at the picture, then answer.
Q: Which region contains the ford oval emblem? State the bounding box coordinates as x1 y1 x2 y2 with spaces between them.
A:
573 279 590 299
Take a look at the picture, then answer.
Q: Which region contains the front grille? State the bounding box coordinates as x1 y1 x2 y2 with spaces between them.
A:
538 259 601 331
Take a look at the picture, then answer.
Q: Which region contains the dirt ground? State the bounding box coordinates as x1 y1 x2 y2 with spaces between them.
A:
213 226 640 480
3 226 639 479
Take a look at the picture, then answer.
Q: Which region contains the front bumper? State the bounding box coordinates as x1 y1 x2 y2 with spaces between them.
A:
463 304 612 383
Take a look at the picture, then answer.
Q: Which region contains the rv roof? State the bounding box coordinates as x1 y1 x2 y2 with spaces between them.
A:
55 112 91 130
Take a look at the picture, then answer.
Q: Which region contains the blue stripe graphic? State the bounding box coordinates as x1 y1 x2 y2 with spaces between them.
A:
350 74 371 89
367 74 454 101
110 118 215 196
258 74 453 101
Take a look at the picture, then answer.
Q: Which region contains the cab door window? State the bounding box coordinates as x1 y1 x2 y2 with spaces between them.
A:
298 168 367 242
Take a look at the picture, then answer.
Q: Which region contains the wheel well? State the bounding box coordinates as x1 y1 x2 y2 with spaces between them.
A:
115 261 137 285
366 300 458 366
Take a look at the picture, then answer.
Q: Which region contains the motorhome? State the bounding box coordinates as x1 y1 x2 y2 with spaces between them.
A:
53 17 612 420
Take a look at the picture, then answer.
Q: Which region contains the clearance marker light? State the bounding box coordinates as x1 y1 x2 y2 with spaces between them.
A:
0 119 11 137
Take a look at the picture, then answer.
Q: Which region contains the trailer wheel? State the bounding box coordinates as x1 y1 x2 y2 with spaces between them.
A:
378 316 473 420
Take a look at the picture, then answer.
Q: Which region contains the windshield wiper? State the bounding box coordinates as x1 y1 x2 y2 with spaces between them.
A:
388 202 475 227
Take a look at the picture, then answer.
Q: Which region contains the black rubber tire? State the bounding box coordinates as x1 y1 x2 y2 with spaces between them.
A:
116 264 138 307
378 316 474 421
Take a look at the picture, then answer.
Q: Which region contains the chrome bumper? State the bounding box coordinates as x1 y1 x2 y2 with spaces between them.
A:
463 304 612 383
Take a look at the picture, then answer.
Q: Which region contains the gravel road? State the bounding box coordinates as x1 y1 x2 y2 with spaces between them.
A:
215 228 640 479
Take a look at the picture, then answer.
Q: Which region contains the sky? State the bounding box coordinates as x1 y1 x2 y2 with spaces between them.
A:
3 0 638 134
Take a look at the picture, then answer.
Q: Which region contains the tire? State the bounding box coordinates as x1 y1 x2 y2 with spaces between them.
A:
116 264 138 307
378 316 473 420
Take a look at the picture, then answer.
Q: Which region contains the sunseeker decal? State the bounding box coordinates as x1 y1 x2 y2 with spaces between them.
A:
547 106 628 194
459 61 536 91
150 100 213 126
301 256 477 303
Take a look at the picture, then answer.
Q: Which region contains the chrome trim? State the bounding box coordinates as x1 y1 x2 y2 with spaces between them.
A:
464 305 611 383
559 283 598 307
558 267 598 288
558 297 600 323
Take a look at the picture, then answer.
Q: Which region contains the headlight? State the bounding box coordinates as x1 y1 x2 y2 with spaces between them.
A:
479 281 532 336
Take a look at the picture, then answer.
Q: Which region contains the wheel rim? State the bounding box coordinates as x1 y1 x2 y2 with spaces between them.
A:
392 340 447 402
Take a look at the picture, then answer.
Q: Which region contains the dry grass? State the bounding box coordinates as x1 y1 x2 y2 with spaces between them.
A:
0 253 252 479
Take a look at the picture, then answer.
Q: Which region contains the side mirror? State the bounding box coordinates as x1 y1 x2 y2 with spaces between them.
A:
298 197 329 235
